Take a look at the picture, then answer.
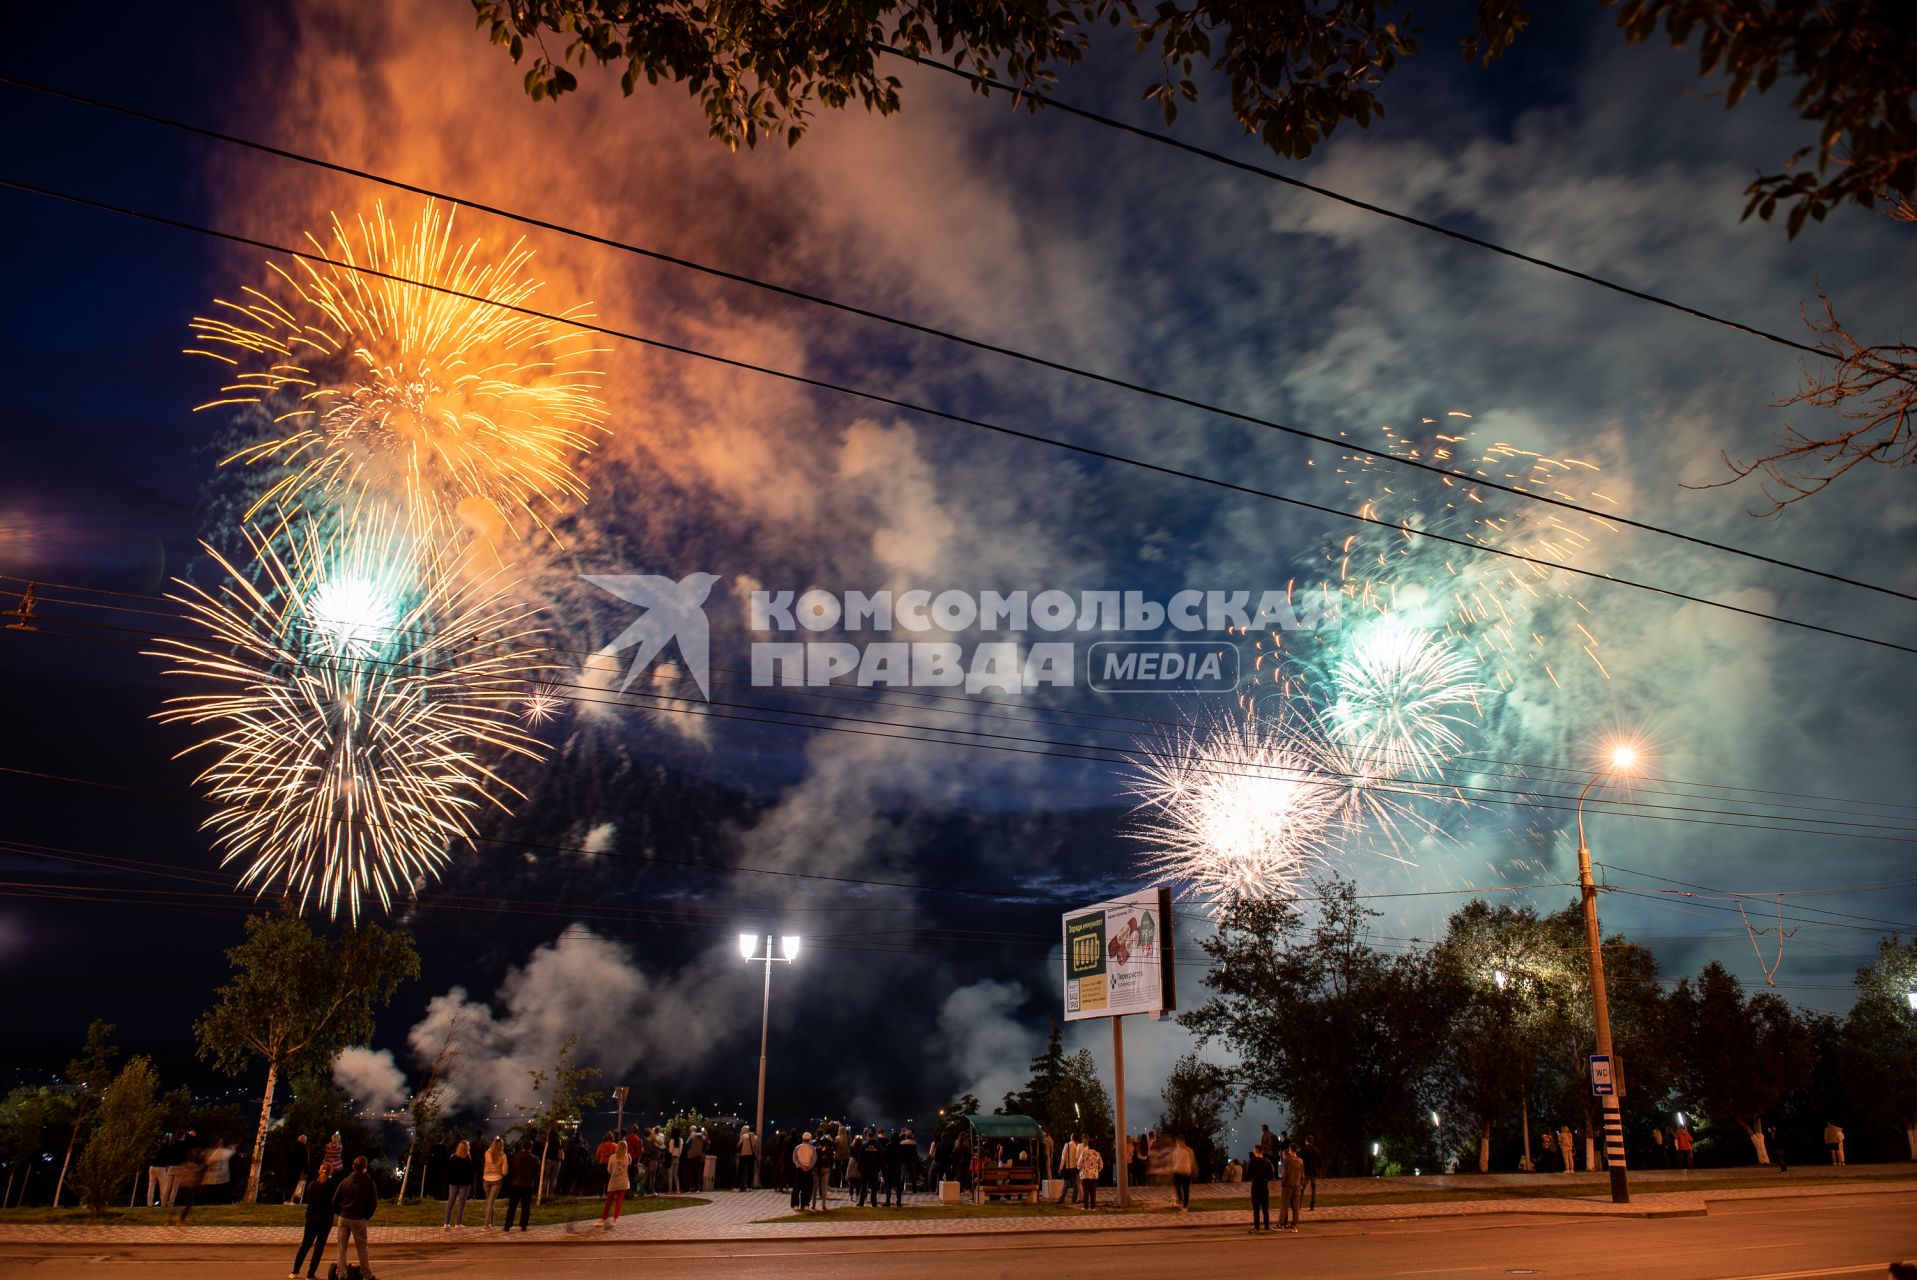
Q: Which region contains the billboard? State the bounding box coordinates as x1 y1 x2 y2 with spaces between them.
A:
1061 886 1175 1021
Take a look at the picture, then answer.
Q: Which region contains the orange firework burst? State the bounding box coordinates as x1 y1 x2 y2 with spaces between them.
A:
187 201 607 541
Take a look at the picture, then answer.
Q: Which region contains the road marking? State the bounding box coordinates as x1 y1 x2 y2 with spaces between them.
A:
1707 1267 1884 1280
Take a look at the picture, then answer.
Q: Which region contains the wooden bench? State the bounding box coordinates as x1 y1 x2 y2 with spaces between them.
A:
974 1166 1039 1204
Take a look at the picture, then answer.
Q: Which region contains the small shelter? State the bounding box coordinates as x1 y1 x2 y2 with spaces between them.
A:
965 1114 1045 1204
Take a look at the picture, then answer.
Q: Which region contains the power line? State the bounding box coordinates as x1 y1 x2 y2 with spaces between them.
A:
10 613 1917 848
881 48 1832 363
2 177 1911 659
0 72 1909 604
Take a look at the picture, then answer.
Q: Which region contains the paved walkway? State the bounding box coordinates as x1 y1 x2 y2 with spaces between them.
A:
4 1169 1910 1247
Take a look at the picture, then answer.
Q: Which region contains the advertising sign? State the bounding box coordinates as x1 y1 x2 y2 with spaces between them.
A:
1061 886 1175 1021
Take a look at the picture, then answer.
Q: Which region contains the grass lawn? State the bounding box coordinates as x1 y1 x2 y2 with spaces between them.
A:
0 1195 706 1227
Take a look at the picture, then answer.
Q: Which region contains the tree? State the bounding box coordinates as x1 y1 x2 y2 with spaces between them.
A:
1045 1048 1114 1153
194 914 420 1202
1429 902 1546 1171
1157 1052 1236 1177
474 0 1914 230
0 1087 56 1208
524 1032 602 1205
1667 961 1812 1164
1182 878 1452 1174
1000 1020 1067 1120
1839 935 1917 1159
51 1020 120 1208
72 1058 165 1214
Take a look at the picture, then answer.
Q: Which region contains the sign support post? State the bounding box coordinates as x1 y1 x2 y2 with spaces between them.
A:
1112 1015 1129 1208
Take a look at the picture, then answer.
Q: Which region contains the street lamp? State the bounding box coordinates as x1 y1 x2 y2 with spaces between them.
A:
739 933 799 1187
1576 744 1639 1204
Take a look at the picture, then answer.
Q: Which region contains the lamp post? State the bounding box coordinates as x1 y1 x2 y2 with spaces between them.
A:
1576 746 1636 1204
739 933 799 1188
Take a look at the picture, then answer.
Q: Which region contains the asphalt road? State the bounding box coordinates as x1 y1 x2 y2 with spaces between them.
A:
4 1191 1913 1280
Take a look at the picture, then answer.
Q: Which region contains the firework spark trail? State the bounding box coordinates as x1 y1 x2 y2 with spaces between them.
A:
1314 418 1620 691
148 508 550 921
1126 706 1347 908
187 201 607 542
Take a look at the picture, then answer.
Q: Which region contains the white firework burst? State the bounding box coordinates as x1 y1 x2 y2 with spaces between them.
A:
1326 621 1485 782
149 508 549 920
1126 706 1346 908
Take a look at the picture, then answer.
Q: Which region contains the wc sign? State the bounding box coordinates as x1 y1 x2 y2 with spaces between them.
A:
1589 1054 1616 1097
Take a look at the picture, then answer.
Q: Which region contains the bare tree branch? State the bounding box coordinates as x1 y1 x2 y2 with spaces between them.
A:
1691 289 1917 514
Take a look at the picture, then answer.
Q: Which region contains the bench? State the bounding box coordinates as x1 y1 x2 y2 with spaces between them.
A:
974 1166 1039 1204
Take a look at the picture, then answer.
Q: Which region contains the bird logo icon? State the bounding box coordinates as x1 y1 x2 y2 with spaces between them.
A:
583 572 722 700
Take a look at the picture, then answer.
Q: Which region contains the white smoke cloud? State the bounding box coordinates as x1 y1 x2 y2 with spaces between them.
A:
332 1045 408 1113
405 927 757 1114
937 978 1038 1112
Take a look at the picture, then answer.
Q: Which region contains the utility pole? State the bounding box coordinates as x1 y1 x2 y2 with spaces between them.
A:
1577 751 1637 1204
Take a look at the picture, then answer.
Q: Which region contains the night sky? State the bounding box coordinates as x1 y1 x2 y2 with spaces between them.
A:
3 0 1914 1130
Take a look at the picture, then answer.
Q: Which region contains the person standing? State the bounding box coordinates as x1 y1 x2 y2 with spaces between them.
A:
1765 1124 1788 1173
1301 1135 1322 1210
813 1127 833 1210
1246 1146 1275 1233
1674 1124 1694 1171
1170 1137 1196 1210
1279 1143 1305 1231
1075 1140 1103 1210
330 1155 378 1279
201 1137 234 1204
1056 1132 1081 1204
442 1140 475 1228
284 1134 310 1205
1824 1120 1846 1166
147 1131 175 1209
834 1124 851 1189
683 1127 707 1193
481 1137 508 1228
791 1132 816 1211
290 1162 334 1278
1258 1125 1277 1160
505 1142 539 1232
321 1132 343 1177
665 1130 683 1193
736 1124 758 1190
881 1129 905 1207
168 1145 206 1225
1558 1124 1576 1173
897 1128 920 1200
855 1130 881 1206
600 1139 631 1227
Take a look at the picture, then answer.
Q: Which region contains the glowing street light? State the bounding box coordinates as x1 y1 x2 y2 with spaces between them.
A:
1577 743 1642 1204
1493 968 1508 991
740 933 799 1187
1905 991 1917 1013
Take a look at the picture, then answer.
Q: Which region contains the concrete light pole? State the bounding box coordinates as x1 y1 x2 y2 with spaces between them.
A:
1576 746 1637 1204
740 933 799 1188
